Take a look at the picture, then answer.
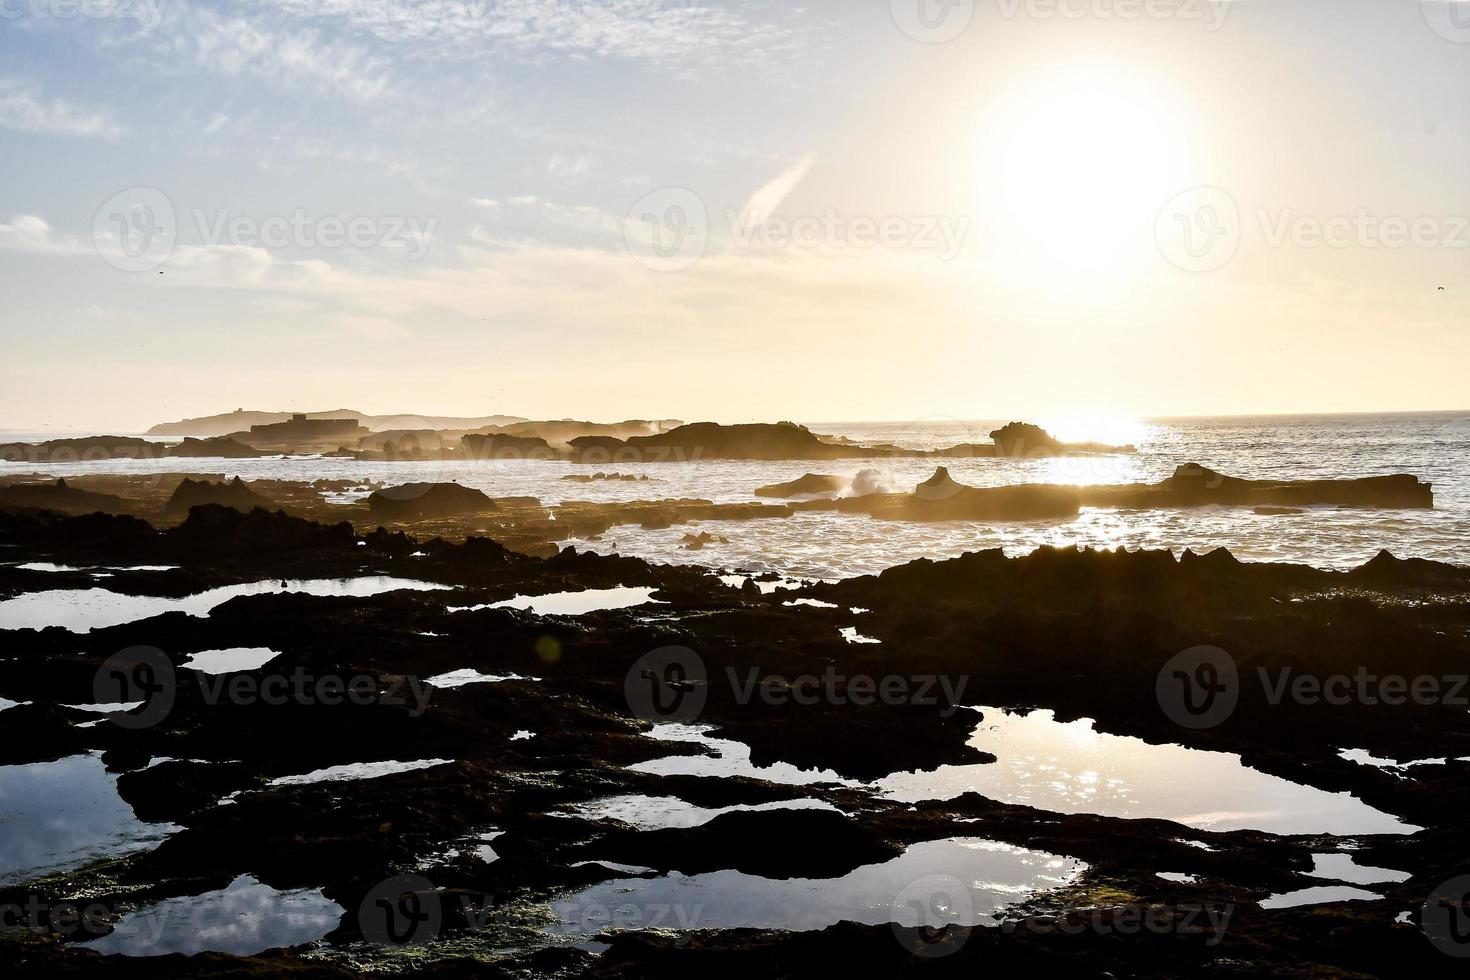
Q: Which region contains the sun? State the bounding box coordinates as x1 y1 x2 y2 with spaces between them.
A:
976 62 1198 280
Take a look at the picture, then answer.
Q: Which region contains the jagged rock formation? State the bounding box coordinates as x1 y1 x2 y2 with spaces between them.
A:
165 477 278 515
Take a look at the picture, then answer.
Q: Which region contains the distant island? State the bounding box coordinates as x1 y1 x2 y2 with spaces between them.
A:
144 408 533 438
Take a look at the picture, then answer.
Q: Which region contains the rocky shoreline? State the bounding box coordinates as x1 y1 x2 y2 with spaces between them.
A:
0 501 1467 976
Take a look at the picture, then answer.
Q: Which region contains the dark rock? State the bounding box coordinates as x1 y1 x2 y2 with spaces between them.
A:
754 474 846 498
0 436 161 463
367 483 497 521
461 433 557 460
1082 463 1433 509
834 467 1082 521
166 477 278 515
165 437 266 458
0 478 128 515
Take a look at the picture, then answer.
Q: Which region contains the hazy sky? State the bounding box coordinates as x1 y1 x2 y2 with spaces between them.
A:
2 0 1468 432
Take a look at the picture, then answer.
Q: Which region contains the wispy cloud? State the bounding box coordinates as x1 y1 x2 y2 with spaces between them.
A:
245 0 813 75
138 4 394 105
0 82 123 139
741 153 816 226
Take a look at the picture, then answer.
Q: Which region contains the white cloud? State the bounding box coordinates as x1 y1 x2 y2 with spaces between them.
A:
0 83 123 139
548 152 594 180
0 215 90 255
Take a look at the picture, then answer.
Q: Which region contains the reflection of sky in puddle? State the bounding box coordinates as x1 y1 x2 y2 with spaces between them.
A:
630 725 859 786
1339 747 1467 774
874 708 1418 836
1307 853 1410 885
0 753 178 885
548 837 1083 935
451 586 660 617
182 648 281 674
1260 885 1381 910
0 578 452 632
563 794 839 831
269 759 452 787
425 668 539 688
80 874 342 956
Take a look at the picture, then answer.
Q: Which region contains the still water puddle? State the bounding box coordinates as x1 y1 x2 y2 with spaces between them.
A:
0 578 452 632
79 874 342 956
874 708 1417 836
630 725 860 787
1339 747 1467 774
548 837 1083 936
1307 853 1410 885
425 668 539 688
0 752 178 884
452 587 660 617
182 648 281 674
268 759 452 787
1260 885 1381 910
563 794 839 831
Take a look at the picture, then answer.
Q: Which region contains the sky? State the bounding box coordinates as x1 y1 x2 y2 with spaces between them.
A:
2 0 1469 432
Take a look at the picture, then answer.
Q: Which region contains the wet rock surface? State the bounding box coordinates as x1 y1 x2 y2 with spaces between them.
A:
0 507 1467 976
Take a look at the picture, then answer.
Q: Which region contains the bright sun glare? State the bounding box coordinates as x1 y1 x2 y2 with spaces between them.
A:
979 64 1196 279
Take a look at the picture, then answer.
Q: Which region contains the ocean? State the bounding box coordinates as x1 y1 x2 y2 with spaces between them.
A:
2 412 1466 579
